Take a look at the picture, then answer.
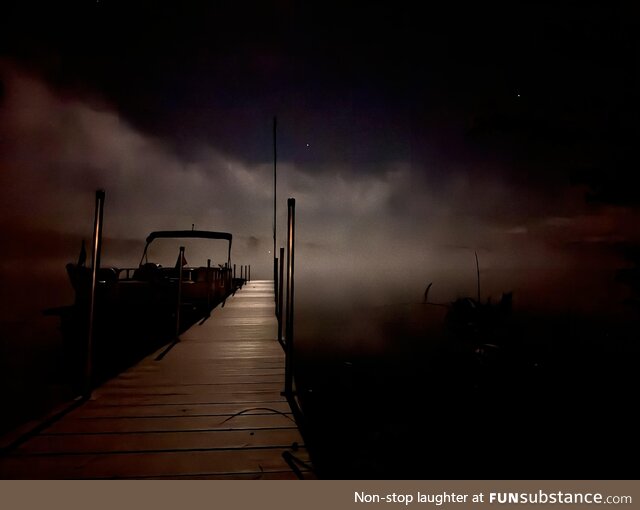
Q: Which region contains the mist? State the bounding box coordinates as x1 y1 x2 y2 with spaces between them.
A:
0 63 637 353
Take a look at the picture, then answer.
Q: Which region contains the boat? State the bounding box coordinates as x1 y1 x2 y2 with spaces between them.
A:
67 229 236 313
60 229 239 387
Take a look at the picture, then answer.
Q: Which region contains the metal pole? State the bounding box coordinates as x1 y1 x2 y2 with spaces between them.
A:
176 246 185 339
233 263 236 280
248 265 251 282
274 257 278 315
207 258 211 312
278 246 284 345
284 198 295 396
273 251 279 302
475 251 481 303
273 116 277 287
85 189 105 398
274 258 278 302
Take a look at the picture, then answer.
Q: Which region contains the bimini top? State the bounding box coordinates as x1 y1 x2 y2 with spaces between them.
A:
141 230 233 266
145 230 232 244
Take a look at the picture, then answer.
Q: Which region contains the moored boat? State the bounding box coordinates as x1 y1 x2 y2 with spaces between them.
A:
60 229 238 387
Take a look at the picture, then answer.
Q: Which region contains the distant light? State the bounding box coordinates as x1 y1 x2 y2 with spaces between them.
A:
306 143 310 147
517 93 521 98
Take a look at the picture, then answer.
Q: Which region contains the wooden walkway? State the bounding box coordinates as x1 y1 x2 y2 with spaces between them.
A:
0 280 310 479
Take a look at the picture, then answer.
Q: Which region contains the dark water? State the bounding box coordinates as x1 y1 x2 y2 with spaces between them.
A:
0 317 75 436
0 309 175 438
293 303 640 479
0 264 76 436
1 270 638 479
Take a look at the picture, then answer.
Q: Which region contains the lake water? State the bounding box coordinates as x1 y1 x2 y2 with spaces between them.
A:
1 267 638 477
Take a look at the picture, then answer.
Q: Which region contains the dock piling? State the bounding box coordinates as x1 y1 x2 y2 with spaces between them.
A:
275 257 279 314
284 198 296 396
175 246 185 339
207 258 211 312
278 247 284 345
85 189 105 399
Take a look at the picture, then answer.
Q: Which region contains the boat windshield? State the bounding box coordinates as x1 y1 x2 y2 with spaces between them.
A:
145 238 231 268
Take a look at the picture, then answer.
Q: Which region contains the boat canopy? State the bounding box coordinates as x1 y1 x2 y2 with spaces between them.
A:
140 230 233 266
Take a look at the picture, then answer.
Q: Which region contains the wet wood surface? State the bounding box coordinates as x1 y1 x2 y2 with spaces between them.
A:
0 280 310 479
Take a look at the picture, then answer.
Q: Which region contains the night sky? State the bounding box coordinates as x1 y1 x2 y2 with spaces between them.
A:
1 1 640 324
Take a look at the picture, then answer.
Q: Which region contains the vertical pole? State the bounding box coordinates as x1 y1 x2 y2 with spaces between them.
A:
248 265 251 282
278 246 285 344
284 198 295 396
273 116 277 288
274 257 278 302
233 263 236 280
85 189 105 399
274 257 279 315
475 251 481 303
273 257 279 302
176 246 185 339
207 258 211 312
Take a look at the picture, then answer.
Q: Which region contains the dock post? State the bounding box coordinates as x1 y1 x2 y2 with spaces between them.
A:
274 257 278 314
278 247 284 345
85 189 105 399
207 258 211 312
284 198 296 396
274 258 278 301
175 246 185 339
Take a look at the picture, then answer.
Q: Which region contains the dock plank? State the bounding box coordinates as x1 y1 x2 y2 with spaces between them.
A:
0 448 311 479
43 414 297 434
73 401 293 419
0 281 310 479
16 428 303 455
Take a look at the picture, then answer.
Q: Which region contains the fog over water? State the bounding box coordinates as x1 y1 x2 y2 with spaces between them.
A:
1 63 636 331
0 63 635 396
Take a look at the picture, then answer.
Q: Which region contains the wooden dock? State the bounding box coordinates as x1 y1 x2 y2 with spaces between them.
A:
0 280 311 479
